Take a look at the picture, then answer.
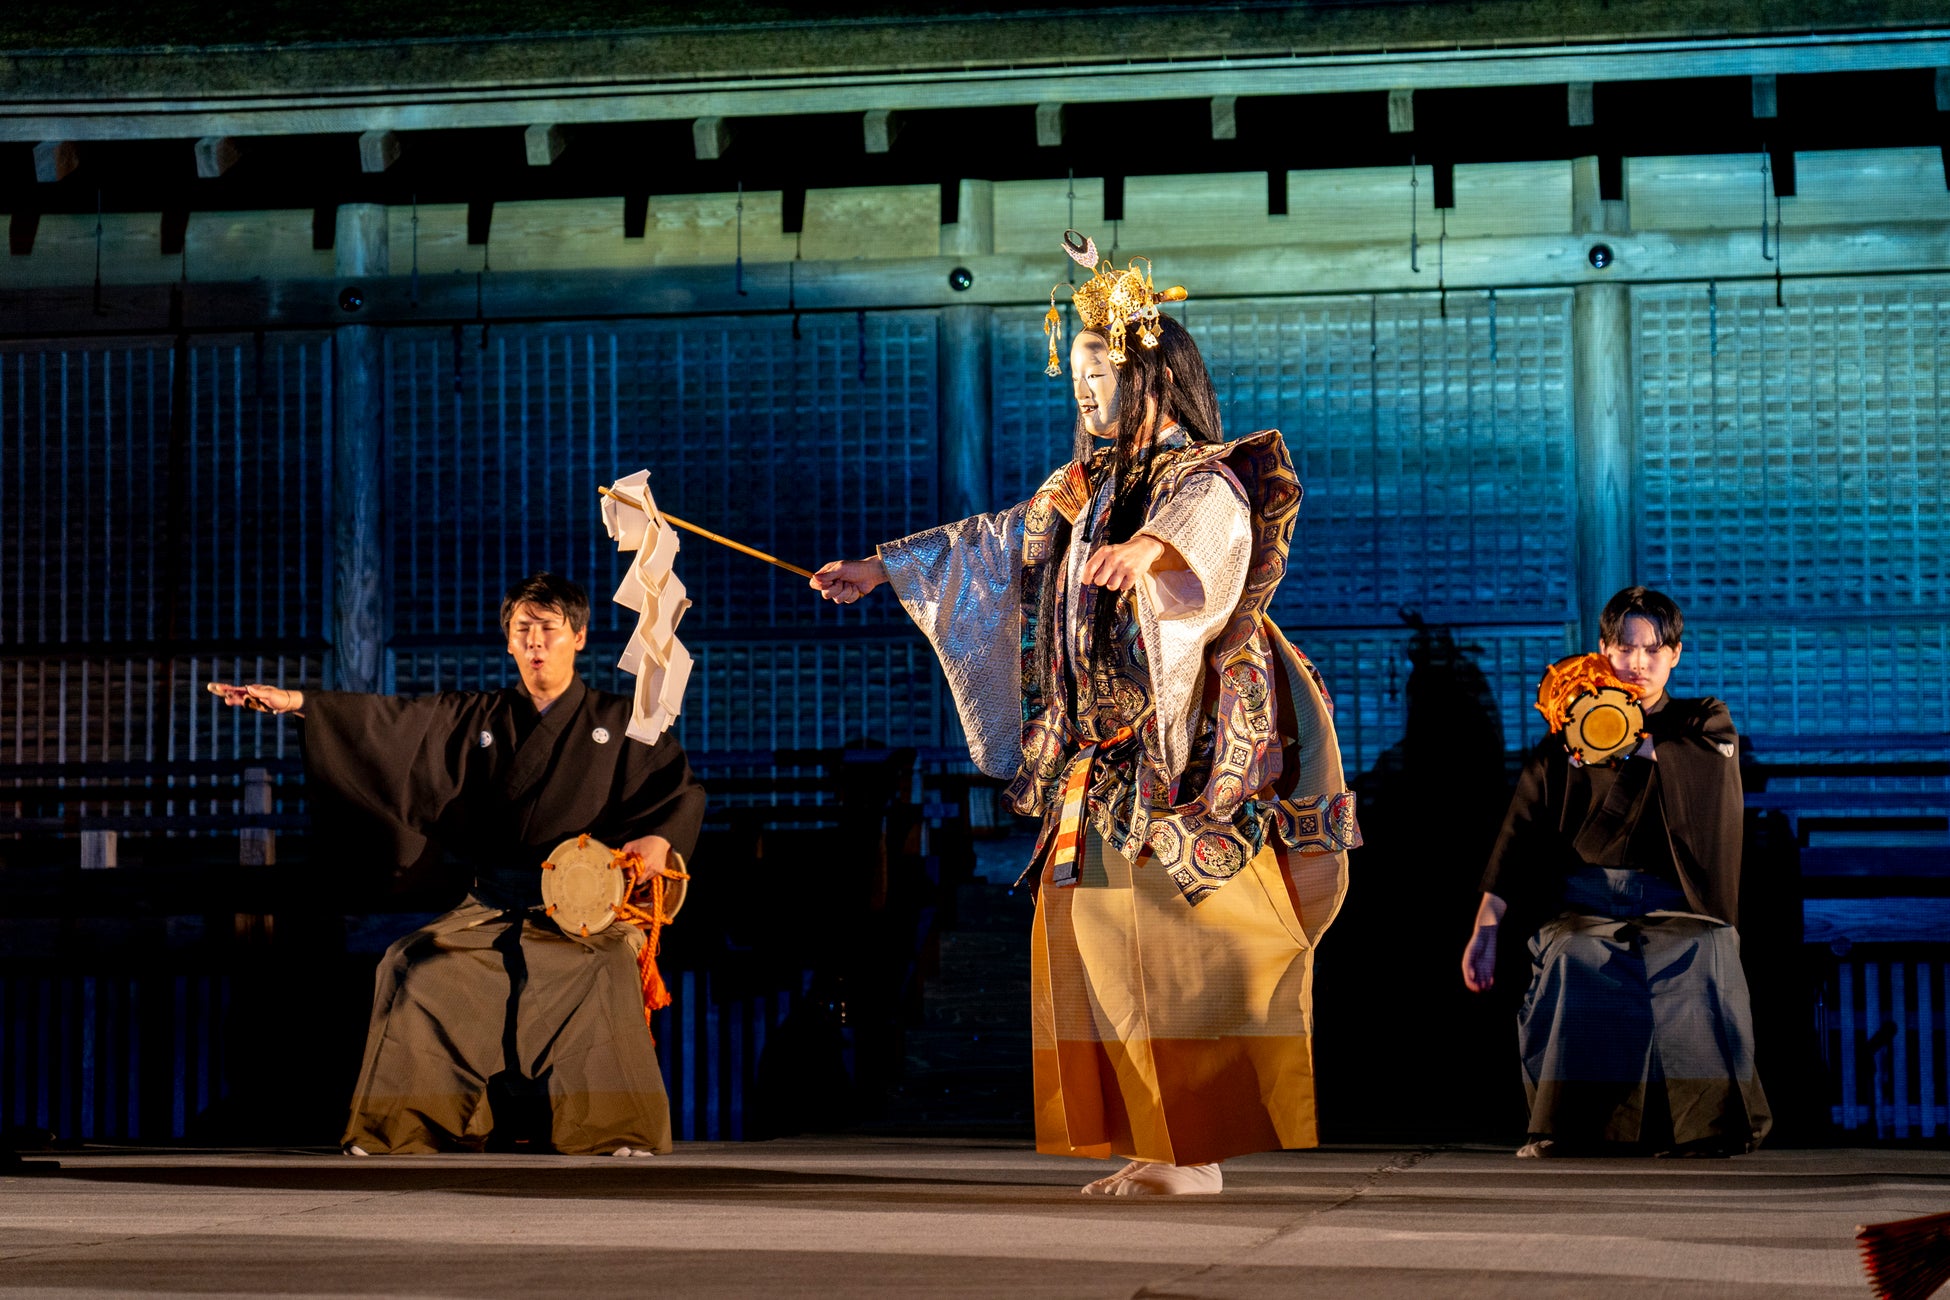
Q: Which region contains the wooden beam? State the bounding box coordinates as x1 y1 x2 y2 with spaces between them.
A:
8 211 38 256
1752 72 1779 118
1805 898 1950 947
9 220 1950 337
862 108 902 154
1571 154 1630 233
332 210 387 693
1567 82 1595 127
33 140 77 183
525 123 567 166
358 129 401 173
693 115 731 160
939 178 993 257
1572 281 1635 640
194 135 241 179
1387 88 1414 134
1035 102 1065 148
6 32 1950 141
1210 95 1237 141
333 204 389 277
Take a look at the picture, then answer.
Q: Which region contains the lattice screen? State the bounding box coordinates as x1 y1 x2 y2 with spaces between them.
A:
0 336 331 765
385 313 945 750
1636 279 1950 735
991 291 1575 773
991 291 1576 629
386 314 939 642
1295 625 1568 777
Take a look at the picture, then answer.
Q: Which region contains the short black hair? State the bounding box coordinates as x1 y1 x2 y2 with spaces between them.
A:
499 572 590 638
1599 586 1683 648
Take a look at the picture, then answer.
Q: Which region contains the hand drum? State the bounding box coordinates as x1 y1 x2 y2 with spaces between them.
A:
540 835 628 937
1534 653 1646 765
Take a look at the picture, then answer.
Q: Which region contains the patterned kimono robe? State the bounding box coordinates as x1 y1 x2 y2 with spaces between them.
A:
880 426 1358 1165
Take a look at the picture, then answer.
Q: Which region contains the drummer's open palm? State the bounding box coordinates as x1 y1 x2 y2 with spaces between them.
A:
207 682 305 715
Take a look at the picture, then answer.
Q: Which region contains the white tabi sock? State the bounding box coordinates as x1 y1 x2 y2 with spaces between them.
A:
1082 1160 1223 1196
1080 1160 1145 1195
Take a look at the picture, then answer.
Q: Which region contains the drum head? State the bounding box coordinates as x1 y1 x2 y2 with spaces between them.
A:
541 836 626 936
1564 688 1646 765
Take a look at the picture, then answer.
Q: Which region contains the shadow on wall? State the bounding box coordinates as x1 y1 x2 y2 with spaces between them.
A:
1313 613 1529 1145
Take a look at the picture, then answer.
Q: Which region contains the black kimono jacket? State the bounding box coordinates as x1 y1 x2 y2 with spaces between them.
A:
1480 696 1744 926
302 674 706 910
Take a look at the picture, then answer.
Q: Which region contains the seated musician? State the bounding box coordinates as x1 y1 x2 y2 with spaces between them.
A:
211 572 703 1156
1460 586 1770 1156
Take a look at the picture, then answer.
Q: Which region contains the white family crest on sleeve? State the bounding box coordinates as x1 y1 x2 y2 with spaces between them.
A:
601 470 696 745
1714 740 1737 758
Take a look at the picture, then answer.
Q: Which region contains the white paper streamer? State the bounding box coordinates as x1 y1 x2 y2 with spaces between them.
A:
601 472 694 745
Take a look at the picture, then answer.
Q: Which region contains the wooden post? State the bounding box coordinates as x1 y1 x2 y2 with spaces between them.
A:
1035 103 1065 148
1387 88 1415 134
1570 157 1635 642
693 116 732 160
238 766 276 866
33 140 78 184
79 830 117 870
333 204 388 693
358 129 402 173
939 180 994 521
524 123 567 166
194 135 242 179
862 109 902 154
1210 95 1238 141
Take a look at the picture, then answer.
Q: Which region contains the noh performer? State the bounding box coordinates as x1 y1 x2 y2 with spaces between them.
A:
210 572 704 1156
1462 586 1770 1156
812 232 1358 1195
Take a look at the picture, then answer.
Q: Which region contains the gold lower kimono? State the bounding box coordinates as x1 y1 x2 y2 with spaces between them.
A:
1033 831 1337 1163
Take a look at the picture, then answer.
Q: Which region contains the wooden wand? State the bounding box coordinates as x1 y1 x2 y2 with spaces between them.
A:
598 486 816 580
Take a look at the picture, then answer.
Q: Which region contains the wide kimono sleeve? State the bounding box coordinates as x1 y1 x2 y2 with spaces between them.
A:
607 730 708 862
877 503 1030 778
1479 741 1560 909
300 690 483 866
1131 472 1253 783
1654 697 1745 924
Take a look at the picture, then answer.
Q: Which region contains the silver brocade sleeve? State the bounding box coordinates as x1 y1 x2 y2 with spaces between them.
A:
1131 472 1254 782
878 503 1031 779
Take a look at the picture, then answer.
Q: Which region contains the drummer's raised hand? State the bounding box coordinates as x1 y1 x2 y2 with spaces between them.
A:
206 682 306 716
621 833 682 894
810 557 887 605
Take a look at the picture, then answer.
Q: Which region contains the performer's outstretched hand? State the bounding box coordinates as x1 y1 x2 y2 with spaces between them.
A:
1081 535 1168 592
810 557 888 605
206 682 306 716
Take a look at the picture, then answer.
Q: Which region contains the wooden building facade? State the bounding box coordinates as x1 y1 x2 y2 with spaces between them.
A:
2 1 1947 1144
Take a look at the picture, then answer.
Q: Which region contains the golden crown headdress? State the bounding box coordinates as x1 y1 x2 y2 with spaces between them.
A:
1043 230 1189 377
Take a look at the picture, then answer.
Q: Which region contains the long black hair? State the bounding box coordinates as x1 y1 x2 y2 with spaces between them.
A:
1075 313 1225 547
1076 313 1226 666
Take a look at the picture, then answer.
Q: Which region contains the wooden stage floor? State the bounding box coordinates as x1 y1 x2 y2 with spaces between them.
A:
2 1140 1944 1297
